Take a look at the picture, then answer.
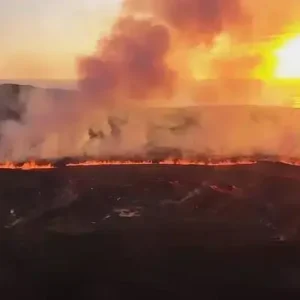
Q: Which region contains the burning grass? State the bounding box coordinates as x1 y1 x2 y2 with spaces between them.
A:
1 156 300 170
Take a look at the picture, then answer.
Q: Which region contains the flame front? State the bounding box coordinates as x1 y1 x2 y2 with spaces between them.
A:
0 159 264 170
66 159 257 167
0 161 54 170
4 158 300 171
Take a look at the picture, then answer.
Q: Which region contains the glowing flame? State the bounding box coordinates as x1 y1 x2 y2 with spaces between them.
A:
66 159 257 167
157 159 256 166
66 160 153 166
0 161 54 170
3 158 300 171
0 159 257 170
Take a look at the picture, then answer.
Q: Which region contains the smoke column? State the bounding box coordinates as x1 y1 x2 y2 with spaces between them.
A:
78 0 259 106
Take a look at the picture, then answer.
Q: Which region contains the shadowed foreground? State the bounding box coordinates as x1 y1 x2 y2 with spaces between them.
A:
2 162 300 297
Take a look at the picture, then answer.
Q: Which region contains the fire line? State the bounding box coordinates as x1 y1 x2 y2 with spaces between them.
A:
0 159 258 170
0 158 299 170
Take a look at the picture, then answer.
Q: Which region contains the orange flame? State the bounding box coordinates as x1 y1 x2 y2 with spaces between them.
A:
157 159 256 166
66 159 257 167
1 158 300 170
0 161 54 170
0 159 258 170
66 160 153 166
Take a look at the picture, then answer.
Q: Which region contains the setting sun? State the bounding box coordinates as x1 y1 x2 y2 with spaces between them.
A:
275 35 300 79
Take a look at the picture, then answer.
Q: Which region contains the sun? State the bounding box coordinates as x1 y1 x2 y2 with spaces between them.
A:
275 35 300 79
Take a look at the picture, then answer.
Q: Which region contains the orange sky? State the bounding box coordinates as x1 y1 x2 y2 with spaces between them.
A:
1 0 300 80
0 0 122 80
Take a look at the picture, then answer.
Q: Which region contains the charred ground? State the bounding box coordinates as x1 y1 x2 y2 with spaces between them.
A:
2 162 300 297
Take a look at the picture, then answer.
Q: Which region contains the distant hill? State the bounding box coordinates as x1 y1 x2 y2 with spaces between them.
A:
1 83 300 161
0 79 77 90
0 84 76 121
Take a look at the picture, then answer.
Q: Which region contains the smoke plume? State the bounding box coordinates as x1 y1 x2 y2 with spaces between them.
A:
1 0 300 162
78 16 174 105
124 0 251 42
78 0 258 105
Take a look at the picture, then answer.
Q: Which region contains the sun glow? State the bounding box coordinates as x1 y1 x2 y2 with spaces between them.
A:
275 35 300 79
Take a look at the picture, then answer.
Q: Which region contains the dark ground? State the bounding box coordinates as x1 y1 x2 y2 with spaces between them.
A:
2 162 300 298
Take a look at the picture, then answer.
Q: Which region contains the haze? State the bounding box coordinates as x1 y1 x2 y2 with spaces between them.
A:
1 0 300 82
0 0 122 80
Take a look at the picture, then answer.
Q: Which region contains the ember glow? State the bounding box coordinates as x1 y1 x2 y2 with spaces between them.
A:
66 160 154 166
0 161 54 170
0 158 286 170
4 157 300 171
5 158 300 171
0 159 258 170
66 159 257 167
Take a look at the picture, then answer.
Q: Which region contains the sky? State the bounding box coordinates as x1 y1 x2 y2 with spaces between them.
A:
1 0 300 83
0 0 122 80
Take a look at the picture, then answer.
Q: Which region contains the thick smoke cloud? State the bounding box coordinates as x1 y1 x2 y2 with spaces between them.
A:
78 0 257 105
78 17 175 105
124 0 251 43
